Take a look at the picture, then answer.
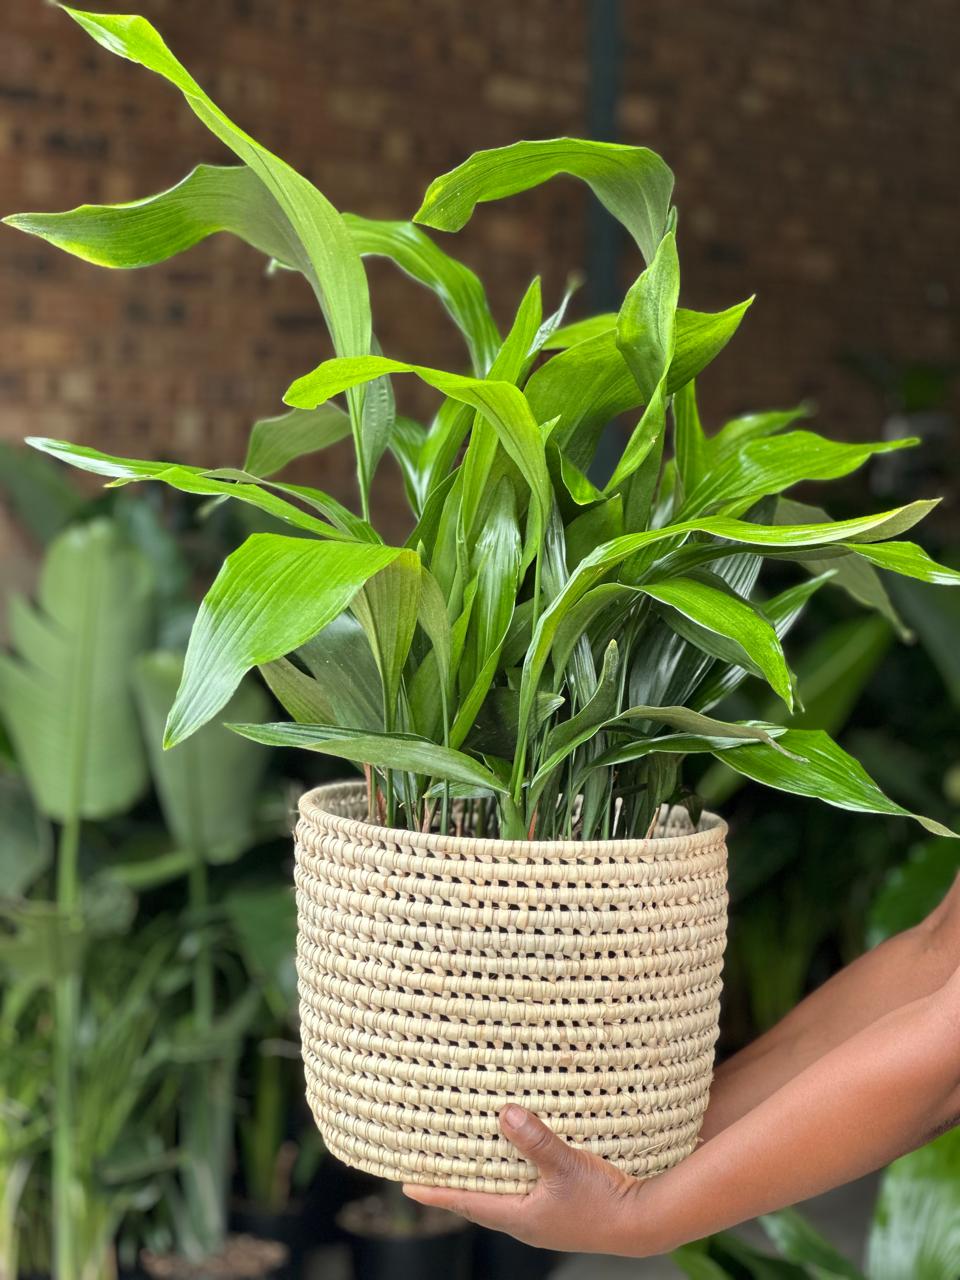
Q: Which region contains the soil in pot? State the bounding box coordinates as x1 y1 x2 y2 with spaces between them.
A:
140 1234 289 1280
229 1201 307 1272
473 1228 559 1280
337 1193 472 1280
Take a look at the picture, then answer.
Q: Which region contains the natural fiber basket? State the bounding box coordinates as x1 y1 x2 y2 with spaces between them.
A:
295 781 728 1191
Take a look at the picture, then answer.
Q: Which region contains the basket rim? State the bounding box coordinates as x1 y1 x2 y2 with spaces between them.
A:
298 780 727 856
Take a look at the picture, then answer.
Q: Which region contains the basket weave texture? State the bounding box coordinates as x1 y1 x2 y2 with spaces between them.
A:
295 781 728 1191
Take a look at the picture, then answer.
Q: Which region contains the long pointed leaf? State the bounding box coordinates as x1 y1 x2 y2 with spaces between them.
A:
229 721 508 792
414 138 674 266
711 728 957 837
165 534 399 746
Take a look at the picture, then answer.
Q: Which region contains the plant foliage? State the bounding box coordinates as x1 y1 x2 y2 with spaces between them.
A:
8 5 960 840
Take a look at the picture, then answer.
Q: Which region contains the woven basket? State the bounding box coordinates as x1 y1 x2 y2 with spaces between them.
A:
295 781 728 1192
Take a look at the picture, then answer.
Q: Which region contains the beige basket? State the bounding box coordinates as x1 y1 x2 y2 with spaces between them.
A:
295 781 728 1191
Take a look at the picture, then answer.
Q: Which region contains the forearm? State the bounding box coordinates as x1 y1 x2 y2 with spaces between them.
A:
628 969 960 1255
700 880 960 1140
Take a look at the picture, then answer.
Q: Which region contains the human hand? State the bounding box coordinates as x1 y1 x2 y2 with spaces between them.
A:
403 1105 648 1255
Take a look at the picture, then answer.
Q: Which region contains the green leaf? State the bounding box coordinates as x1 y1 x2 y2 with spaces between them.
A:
640 575 795 709
263 614 383 730
684 431 919 515
711 728 958 838
223 882 297 1016
134 651 270 863
343 214 500 374
0 520 152 821
761 1209 865 1279
26 436 366 541
533 641 623 791
777 498 910 640
848 540 960 586
229 721 508 793
243 405 350 478
414 138 674 266
55 10 376 505
866 1129 960 1280
667 299 752 393
350 550 422 724
708 406 810 462
673 380 707 496
615 231 679 401
165 534 399 746
0 771 53 897
0 441 85 544
867 839 960 946
284 355 552 534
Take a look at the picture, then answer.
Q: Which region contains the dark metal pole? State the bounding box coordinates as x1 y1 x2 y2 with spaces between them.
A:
586 0 623 482
586 0 622 315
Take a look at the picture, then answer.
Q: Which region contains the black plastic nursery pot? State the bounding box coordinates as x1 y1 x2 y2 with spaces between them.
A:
472 1229 560 1280
336 1197 473 1280
229 1202 308 1275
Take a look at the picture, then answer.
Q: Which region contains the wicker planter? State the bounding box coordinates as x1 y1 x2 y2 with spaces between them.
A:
295 781 728 1192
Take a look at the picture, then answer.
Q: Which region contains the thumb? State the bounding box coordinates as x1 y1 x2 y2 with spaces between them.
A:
499 1105 577 1183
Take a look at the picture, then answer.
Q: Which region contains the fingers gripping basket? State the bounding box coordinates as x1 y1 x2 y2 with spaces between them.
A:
294 781 728 1191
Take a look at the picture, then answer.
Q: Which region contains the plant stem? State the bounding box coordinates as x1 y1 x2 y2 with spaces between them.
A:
188 852 213 1030
53 811 82 1280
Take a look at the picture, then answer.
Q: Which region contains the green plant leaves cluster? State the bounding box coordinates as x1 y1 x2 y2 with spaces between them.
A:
7 5 960 841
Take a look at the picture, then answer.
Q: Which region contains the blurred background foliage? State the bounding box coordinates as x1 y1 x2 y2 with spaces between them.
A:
1 346 958 1278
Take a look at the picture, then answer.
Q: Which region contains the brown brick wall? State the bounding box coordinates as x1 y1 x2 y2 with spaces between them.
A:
1 0 957 541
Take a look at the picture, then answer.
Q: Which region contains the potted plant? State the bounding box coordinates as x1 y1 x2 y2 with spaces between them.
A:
8 6 960 1206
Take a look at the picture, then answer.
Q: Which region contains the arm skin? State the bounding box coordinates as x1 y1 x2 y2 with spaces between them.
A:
404 873 960 1256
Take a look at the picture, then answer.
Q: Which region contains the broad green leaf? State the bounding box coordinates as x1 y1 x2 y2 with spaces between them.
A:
229 721 508 793
640 575 795 709
460 278 544 536
0 441 85 544
891 576 960 701
223 882 297 1016
344 213 500 374
284 613 383 730
866 1129 960 1280
259 656 334 724
165 534 399 746
416 568 453 703
760 1209 865 1279
414 138 674 266
533 641 622 793
673 380 707 496
867 839 960 946
683 431 919 515
694 571 837 711
469 479 521 682
0 520 151 821
0 772 53 897
711 728 957 838
351 550 422 725
667 300 752 393
284 355 552 533
243 405 350 478
134 651 270 863
389 415 429 515
848 540 960 586
550 583 636 679
542 313 616 349
615 231 679 401
602 232 678 494
777 498 909 640
670 1244 737 1280
707 406 809 462
26 436 364 541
